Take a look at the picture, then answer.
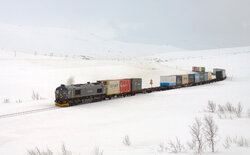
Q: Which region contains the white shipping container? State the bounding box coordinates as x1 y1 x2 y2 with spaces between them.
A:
182 75 189 85
99 80 120 95
208 72 212 80
160 75 176 83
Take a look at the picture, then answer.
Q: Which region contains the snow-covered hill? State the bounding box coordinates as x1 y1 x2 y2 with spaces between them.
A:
0 47 250 155
0 24 180 59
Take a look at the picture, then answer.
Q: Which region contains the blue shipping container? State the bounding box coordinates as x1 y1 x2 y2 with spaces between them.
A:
188 74 195 84
204 72 208 81
195 74 200 83
199 73 205 82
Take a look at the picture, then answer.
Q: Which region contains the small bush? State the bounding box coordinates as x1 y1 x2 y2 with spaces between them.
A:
123 135 131 146
187 140 196 150
16 99 22 103
27 147 53 155
27 144 72 155
61 143 72 155
225 102 235 113
207 100 217 113
217 102 244 119
92 147 103 155
167 137 185 153
235 137 249 147
158 142 166 152
218 104 225 114
235 103 243 118
32 91 40 100
3 98 10 103
224 136 250 148
223 137 232 149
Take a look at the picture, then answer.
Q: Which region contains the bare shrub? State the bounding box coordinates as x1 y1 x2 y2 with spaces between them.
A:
233 136 238 143
225 102 235 113
32 91 40 100
66 77 74 85
61 143 72 155
217 103 244 119
187 140 196 150
16 99 22 103
27 144 72 155
207 100 217 113
216 112 222 119
3 98 10 103
123 135 131 146
158 142 166 152
27 147 53 155
189 118 205 153
92 146 103 155
203 115 218 153
218 104 225 114
235 102 243 118
223 136 249 149
223 137 232 149
167 137 185 153
235 137 249 147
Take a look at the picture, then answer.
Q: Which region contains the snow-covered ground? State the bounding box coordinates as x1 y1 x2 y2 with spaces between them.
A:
0 47 250 155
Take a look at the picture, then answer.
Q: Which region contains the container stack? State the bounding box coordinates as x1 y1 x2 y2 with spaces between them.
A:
192 66 205 72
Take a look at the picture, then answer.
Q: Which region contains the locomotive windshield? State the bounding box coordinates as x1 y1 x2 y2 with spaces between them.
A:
56 85 68 97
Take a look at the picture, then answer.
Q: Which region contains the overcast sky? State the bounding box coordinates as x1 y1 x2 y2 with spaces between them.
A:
1 0 250 50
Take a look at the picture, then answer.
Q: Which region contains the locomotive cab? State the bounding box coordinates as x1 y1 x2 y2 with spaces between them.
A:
55 84 69 107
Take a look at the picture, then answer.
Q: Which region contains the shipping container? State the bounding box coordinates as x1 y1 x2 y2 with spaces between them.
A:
204 72 208 81
194 74 200 83
120 79 131 93
216 71 226 79
192 66 200 72
201 67 205 72
208 72 212 80
182 74 189 85
213 68 226 78
188 74 195 84
216 71 222 79
176 75 182 86
160 75 176 86
130 78 142 91
199 73 205 82
192 66 205 72
98 80 120 95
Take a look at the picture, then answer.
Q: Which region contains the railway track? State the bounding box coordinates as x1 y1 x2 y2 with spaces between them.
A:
0 77 226 119
0 106 60 119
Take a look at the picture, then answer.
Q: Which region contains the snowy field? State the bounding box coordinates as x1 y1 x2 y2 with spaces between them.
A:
0 47 250 155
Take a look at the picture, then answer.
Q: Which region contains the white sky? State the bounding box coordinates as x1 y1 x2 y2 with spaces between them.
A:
0 0 250 50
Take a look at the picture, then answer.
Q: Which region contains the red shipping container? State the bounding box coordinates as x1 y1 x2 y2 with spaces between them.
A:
120 79 131 93
192 67 200 72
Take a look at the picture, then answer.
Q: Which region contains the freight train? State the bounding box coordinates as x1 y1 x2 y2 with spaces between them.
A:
55 67 226 107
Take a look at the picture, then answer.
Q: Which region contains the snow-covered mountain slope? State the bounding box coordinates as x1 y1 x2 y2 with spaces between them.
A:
0 47 249 155
0 24 180 59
